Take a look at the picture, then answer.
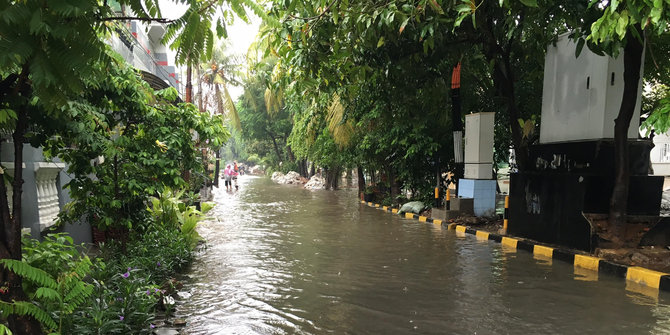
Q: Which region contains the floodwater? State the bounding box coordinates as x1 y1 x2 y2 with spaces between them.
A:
175 176 670 334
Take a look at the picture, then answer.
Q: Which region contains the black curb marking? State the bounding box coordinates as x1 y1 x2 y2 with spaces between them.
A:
517 240 535 253
412 214 419 219
426 217 434 223
553 249 575 264
465 227 477 235
598 261 628 279
488 233 502 242
660 275 670 292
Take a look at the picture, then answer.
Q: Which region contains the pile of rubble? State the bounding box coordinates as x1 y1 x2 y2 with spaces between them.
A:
247 165 264 175
304 175 326 189
271 171 306 185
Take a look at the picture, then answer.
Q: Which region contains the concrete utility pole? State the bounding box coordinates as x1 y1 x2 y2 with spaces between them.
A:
451 63 464 196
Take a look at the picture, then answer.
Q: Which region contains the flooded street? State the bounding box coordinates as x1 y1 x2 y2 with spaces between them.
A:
175 176 670 334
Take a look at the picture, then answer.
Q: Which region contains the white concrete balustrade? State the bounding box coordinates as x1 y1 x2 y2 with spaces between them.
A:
34 162 65 231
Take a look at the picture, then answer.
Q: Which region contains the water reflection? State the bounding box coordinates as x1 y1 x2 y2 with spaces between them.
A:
175 176 670 334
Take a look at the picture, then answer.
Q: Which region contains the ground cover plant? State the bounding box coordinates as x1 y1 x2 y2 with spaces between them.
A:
0 193 206 334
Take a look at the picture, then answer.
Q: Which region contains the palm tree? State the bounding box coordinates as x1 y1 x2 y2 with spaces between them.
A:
195 42 243 186
198 42 242 129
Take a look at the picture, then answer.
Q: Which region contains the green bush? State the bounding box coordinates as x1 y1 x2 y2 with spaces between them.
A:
246 154 261 165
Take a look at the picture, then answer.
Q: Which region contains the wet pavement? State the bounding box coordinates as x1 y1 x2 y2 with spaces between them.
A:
174 176 670 334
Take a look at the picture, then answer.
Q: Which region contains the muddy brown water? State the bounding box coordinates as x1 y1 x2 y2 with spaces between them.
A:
175 176 670 334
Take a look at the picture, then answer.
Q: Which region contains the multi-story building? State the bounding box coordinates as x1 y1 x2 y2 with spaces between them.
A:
109 20 182 92
4 8 184 244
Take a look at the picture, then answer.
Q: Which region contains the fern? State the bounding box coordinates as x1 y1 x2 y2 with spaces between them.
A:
0 324 12 335
0 301 57 331
0 259 57 289
34 287 61 302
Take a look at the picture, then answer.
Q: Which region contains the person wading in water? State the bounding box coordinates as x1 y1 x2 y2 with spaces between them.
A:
223 164 234 191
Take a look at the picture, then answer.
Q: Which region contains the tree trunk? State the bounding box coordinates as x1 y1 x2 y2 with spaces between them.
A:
480 17 527 171
607 29 645 241
309 163 316 178
357 166 366 193
1 103 43 334
268 132 282 163
325 167 341 190
297 159 308 178
214 149 220 187
286 146 295 163
390 169 400 204
186 61 193 103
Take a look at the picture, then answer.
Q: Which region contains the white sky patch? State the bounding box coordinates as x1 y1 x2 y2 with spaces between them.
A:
159 0 260 100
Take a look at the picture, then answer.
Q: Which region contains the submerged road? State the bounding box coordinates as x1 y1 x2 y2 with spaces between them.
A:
175 176 670 334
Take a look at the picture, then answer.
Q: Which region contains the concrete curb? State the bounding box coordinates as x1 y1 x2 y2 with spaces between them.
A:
361 200 670 293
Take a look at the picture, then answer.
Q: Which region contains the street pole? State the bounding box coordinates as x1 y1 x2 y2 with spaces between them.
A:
451 62 464 197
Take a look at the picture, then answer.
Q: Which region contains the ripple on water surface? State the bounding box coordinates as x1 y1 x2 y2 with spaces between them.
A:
175 176 670 334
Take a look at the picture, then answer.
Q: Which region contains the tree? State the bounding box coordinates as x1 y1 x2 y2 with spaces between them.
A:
0 0 256 332
239 63 293 171
582 0 670 241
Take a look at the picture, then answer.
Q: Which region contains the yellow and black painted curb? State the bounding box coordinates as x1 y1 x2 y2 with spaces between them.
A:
361 200 670 293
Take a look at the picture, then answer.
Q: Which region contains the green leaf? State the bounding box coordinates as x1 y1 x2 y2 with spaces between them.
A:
610 0 619 13
377 36 385 48
399 17 409 34
650 7 662 25
616 14 628 37
0 324 12 335
0 259 57 289
456 4 472 13
519 0 538 7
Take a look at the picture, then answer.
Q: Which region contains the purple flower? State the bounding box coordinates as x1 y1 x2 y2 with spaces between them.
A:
119 316 124 321
150 324 155 329
154 288 160 293
157 261 161 267
127 267 131 271
121 272 130 278
146 289 151 295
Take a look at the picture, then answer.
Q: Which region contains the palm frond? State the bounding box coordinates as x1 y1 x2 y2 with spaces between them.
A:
220 84 241 130
327 94 354 148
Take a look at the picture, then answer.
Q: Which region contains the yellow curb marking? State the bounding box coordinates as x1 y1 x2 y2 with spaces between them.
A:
533 245 554 258
455 225 466 233
382 206 388 211
574 266 598 282
626 267 667 289
501 237 518 249
404 213 414 219
392 208 398 214
475 231 489 240
626 281 659 300
574 255 600 271
418 216 427 222
367 202 373 206
433 219 442 225
446 223 458 230
374 203 380 208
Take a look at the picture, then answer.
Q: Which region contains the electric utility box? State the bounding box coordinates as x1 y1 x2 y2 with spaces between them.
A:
540 34 643 143
464 112 495 179
460 112 496 217
508 34 661 252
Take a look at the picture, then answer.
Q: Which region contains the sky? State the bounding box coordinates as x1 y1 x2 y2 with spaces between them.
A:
160 1 261 100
